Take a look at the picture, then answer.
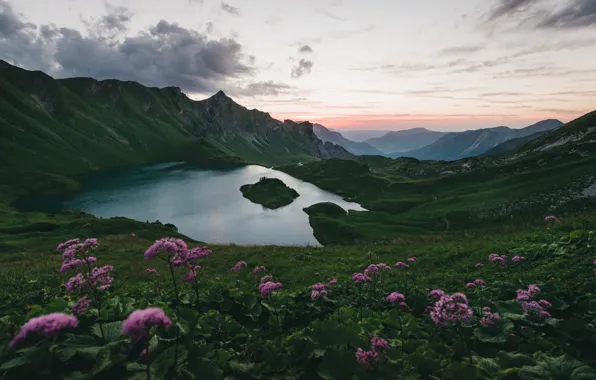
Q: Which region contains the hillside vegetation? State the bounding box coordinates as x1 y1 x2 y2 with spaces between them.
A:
240 177 300 209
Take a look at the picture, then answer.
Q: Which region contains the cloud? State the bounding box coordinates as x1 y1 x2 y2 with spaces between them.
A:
232 81 294 97
536 0 596 28
315 8 344 21
291 59 313 78
487 0 543 21
82 3 134 42
221 2 240 16
437 44 482 55
0 1 256 93
298 45 313 53
188 0 203 3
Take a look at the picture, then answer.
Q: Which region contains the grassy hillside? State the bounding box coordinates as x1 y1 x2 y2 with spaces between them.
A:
0 61 349 202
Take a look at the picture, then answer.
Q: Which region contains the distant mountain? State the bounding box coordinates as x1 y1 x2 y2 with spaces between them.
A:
365 128 447 154
332 129 392 142
313 124 385 156
484 131 547 155
393 119 563 160
0 60 351 199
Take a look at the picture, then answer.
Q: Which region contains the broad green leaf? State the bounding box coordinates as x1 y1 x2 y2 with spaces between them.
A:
519 354 596 380
91 320 123 343
317 347 358 380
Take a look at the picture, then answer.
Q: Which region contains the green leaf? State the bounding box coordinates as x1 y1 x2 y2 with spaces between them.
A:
229 361 255 374
443 361 478 380
91 321 123 343
317 347 358 380
187 357 223 380
234 293 257 309
496 351 535 369
307 319 362 347
45 298 69 313
519 354 596 380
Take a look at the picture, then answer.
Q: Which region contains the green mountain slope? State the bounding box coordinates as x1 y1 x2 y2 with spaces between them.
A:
0 60 350 200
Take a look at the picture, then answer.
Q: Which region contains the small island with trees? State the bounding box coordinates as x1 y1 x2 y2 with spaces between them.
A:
240 177 300 209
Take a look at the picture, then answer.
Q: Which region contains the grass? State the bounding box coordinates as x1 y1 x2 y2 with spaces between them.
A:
239 177 300 209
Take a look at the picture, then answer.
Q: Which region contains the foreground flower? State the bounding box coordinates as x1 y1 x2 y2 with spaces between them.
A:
259 281 283 297
72 296 92 316
371 336 389 352
480 307 501 326
387 292 405 304
428 289 446 300
352 272 372 285
144 238 187 260
429 292 473 326
355 348 380 368
122 308 172 342
232 261 247 273
10 313 78 349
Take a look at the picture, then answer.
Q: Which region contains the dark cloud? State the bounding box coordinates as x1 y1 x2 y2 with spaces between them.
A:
298 45 313 53
221 2 240 16
291 59 313 78
0 1 256 94
536 0 596 28
487 0 543 21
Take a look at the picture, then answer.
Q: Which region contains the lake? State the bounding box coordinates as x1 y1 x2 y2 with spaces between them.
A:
36 163 365 246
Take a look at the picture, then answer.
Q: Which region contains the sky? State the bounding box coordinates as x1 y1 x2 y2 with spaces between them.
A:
1 0 595 131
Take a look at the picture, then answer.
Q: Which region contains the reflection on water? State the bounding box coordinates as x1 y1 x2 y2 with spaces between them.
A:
55 164 366 246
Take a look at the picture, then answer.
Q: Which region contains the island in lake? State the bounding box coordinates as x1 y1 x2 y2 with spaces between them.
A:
240 177 300 209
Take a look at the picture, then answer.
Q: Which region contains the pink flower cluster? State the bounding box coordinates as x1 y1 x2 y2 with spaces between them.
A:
145 268 159 276
259 281 283 297
72 296 92 316
364 264 380 276
252 265 266 274
145 238 211 267
327 278 338 286
516 284 541 302
480 307 501 326
260 275 273 284
183 266 201 282
122 307 172 342
522 300 551 319
387 292 410 309
311 282 328 300
352 272 372 285
407 257 417 263
512 256 527 263
356 336 388 368
428 289 446 300
58 238 113 295
394 261 409 268
488 253 507 265
475 263 484 269
58 238 99 261
10 313 78 349
429 292 473 326
232 261 247 273
466 279 487 289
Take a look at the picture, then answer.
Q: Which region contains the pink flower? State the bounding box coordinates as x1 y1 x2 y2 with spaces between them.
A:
429 293 473 326
145 268 159 276
130 233 136 237
370 336 389 352
312 282 328 291
394 261 409 268
57 239 81 252
311 289 327 300
488 254 507 265
387 292 405 304
122 308 172 342
327 278 338 286
407 257 416 263
480 308 501 327
144 238 187 260
252 265 267 274
259 281 283 297
466 283 475 289
377 263 391 271
428 289 446 300
521 301 550 319
352 272 372 285
538 299 552 309
260 275 273 284
355 348 381 367
473 279 487 287
475 263 484 269
512 256 527 263
10 313 78 349
544 215 561 223
364 264 380 276
72 296 92 316
231 261 247 273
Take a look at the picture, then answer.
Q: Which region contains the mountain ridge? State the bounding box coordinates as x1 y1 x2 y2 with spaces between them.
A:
312 124 385 156
365 128 447 154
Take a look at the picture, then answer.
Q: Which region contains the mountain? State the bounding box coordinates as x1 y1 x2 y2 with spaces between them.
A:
0 60 351 200
313 124 385 156
331 129 391 142
484 131 547 155
393 119 563 160
365 128 447 154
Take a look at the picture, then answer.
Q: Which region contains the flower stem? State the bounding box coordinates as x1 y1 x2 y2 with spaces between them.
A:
167 262 180 374
192 275 200 309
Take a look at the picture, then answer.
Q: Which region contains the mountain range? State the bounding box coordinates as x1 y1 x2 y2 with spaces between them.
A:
312 124 384 156
364 128 447 154
392 119 563 160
